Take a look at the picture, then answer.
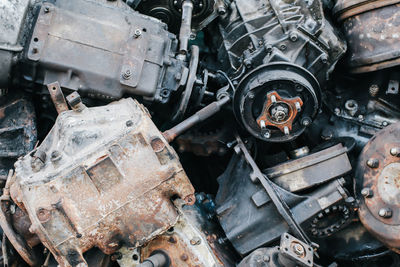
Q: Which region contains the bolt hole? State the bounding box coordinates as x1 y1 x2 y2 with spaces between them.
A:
284 247 288 251
33 37 39 42
142 28 147 32
132 254 139 261
52 87 56 91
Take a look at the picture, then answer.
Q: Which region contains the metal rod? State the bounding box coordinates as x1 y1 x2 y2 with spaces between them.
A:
137 252 169 267
179 0 194 54
163 96 230 142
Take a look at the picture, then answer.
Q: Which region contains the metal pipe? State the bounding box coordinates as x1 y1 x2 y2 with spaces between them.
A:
172 45 199 121
137 252 169 267
179 0 193 54
163 96 230 142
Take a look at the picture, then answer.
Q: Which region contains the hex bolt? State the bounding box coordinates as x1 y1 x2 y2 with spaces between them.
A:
378 208 392 218
361 187 373 198
293 243 305 256
122 69 132 80
390 147 400 157
301 117 311 127
270 95 277 103
366 158 379 168
134 29 142 38
263 129 271 139
44 6 50 13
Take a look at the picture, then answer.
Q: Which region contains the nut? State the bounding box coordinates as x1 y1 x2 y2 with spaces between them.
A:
361 188 373 198
292 243 305 256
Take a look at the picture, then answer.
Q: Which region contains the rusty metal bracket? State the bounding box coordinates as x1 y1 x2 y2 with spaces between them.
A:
47 82 69 114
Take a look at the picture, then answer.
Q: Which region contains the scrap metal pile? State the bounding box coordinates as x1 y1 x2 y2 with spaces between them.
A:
0 0 400 266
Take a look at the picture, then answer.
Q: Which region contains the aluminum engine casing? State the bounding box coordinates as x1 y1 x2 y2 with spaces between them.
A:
218 0 346 84
9 98 195 267
18 0 186 103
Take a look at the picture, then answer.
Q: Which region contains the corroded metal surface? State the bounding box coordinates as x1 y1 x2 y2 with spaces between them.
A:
334 0 400 20
8 98 195 267
140 199 236 267
357 123 400 251
47 82 69 114
337 1 400 73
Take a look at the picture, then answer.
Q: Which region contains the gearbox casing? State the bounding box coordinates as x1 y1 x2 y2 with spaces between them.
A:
20 0 185 103
10 98 195 267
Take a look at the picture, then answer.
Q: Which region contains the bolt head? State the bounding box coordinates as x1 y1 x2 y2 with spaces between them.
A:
378 208 392 218
390 147 400 157
263 130 271 139
134 29 142 38
301 117 311 127
366 158 379 168
122 69 132 80
293 243 305 256
361 188 373 198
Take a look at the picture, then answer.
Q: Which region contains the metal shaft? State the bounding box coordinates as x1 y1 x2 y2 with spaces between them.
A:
137 252 169 267
179 0 194 54
163 96 230 142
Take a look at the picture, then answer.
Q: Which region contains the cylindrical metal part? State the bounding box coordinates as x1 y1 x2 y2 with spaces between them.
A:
334 0 400 73
137 252 169 267
179 0 194 54
163 96 230 142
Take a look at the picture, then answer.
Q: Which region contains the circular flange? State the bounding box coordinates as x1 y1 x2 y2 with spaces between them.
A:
356 123 400 251
233 63 321 142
